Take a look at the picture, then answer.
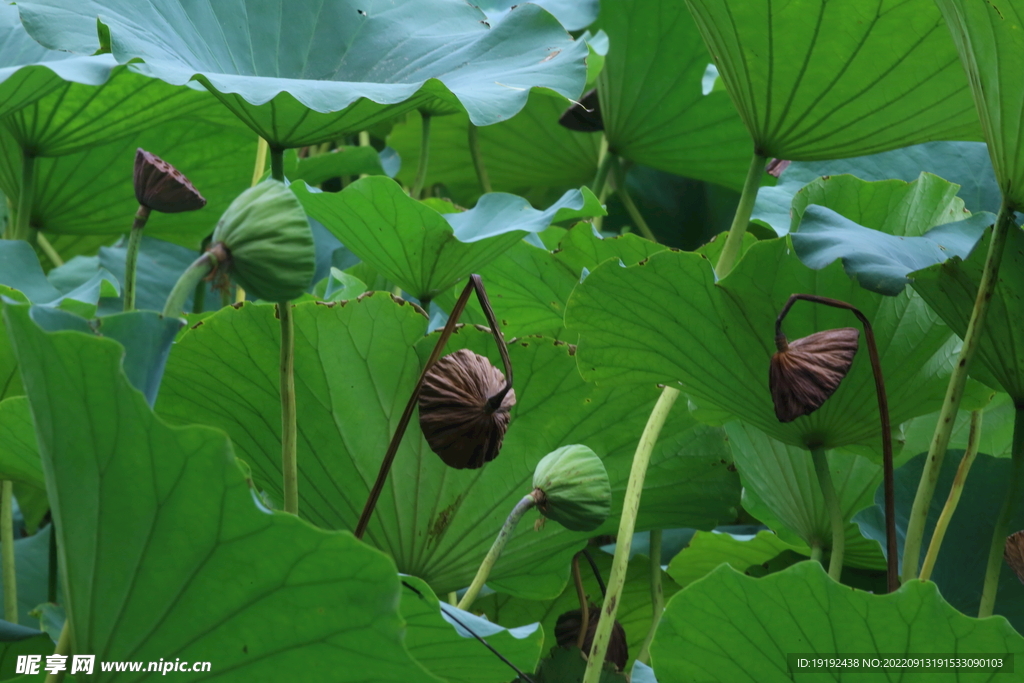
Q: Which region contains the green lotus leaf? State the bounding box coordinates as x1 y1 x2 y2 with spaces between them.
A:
651 561 1024 682
684 0 981 160
0 397 45 493
900 392 1015 461
564 237 957 452
595 0 750 190
155 295 740 598
293 177 604 302
666 529 804 589
936 0 1024 209
912 225 1024 401
856 452 1024 633
0 525 53 627
18 0 588 149
474 0 598 31
2 301 441 683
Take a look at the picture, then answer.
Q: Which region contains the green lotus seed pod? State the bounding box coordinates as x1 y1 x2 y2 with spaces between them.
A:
211 180 314 302
532 445 611 532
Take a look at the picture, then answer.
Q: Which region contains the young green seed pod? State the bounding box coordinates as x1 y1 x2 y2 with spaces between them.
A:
769 327 859 422
210 180 315 302
532 444 611 532
133 148 206 213
554 605 628 671
1006 530 1024 584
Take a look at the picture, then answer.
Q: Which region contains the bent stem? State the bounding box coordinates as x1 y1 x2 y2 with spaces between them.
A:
810 446 845 581
583 387 679 683
978 406 1024 617
37 233 63 268
14 152 36 242
123 205 152 312
355 275 512 539
1 480 16 623
251 137 269 186
716 151 766 277
468 123 492 194
411 113 432 199
571 552 589 649
279 302 298 515
162 250 219 318
457 492 538 611
612 159 656 242
636 528 663 665
903 202 1015 582
920 410 982 582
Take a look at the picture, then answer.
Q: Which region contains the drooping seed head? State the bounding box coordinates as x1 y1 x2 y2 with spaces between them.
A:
769 327 859 422
133 148 206 214
532 444 611 532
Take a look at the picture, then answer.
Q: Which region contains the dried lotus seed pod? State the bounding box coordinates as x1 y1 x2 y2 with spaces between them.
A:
1006 530 1024 584
133 148 206 213
532 444 611 532
554 605 628 671
418 348 515 469
769 327 859 422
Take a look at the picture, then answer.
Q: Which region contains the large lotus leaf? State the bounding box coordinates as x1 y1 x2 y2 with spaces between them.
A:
726 422 886 570
651 561 1024 682
0 112 256 248
912 225 1024 401
474 0 598 31
666 530 803 589
155 295 740 598
2 302 441 683
937 0 1024 209
0 525 53 627
900 392 1015 461
401 575 543 683
293 177 604 301
856 452 1024 633
18 0 587 150
564 237 957 452
479 550 680 672
753 141 1003 236
0 624 51 680
594 0 750 190
0 397 44 492
684 0 981 161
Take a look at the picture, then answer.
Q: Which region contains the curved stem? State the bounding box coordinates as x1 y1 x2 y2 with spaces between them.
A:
810 446 845 582
920 410 982 582
14 152 36 242
47 522 57 604
251 138 269 186
612 159 656 242
1 480 16 623
468 123 492 194
903 202 1015 582
572 552 589 650
583 387 679 683
123 205 151 312
36 233 63 268
716 152 766 278
162 251 218 318
978 406 1024 616
411 114 432 199
43 621 70 683
457 493 537 611
279 302 298 515
636 528 663 665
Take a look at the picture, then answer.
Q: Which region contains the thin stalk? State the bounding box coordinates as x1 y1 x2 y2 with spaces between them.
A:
716 152 767 278
612 159 656 242
468 123 492 194
457 493 538 611
978 406 1024 616
903 202 1016 582
358 131 371 180
14 152 36 242
36 233 63 268
920 411 982 582
123 205 151 312
270 147 285 183
251 138 269 186
572 552 589 650
279 302 298 515
447 592 458 607
582 387 679 683
355 275 512 538
411 114 431 199
1 481 16 623
590 136 612 199
810 446 845 581
47 521 57 603
810 542 823 563
162 250 219 318
636 529 663 665
43 621 70 683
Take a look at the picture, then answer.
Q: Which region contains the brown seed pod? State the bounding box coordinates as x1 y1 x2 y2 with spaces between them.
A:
769 327 859 422
1006 530 1024 584
418 348 515 469
134 148 207 213
554 605 628 671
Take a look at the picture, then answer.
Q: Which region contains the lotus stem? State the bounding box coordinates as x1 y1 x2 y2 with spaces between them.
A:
1 480 16 623
978 406 1024 616
14 152 36 243
36 233 63 268
716 152 767 277
48 523 57 603
270 147 285 183
279 302 298 515
583 386 679 683
810 446 845 581
411 113 432 199
810 541 823 563
920 410 982 582
468 123 492 194
591 136 613 200
123 205 152 312
162 250 219 318
572 552 589 650
903 201 1015 583
458 492 538 612
43 621 70 683
251 138 269 186
612 159 656 242
636 528 663 665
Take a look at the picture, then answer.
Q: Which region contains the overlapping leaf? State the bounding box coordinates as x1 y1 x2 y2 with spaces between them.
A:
684 0 982 159
666 529 802 588
18 0 588 149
